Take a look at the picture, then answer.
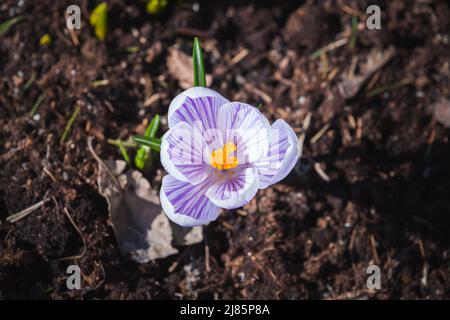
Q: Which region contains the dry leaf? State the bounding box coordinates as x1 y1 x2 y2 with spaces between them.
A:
167 46 212 89
338 46 396 99
97 160 203 263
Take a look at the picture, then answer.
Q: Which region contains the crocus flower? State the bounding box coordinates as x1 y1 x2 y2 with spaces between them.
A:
160 87 300 227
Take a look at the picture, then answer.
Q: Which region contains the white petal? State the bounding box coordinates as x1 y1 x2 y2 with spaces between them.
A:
256 119 300 189
160 175 221 227
217 102 271 165
205 167 260 210
160 121 211 185
168 87 229 129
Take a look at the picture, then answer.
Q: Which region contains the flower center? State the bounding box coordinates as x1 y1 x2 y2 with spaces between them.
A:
210 141 238 170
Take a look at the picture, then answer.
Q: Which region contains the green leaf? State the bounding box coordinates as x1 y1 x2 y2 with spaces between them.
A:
89 2 108 41
131 135 161 152
146 0 168 15
349 15 358 49
29 90 48 116
146 114 160 138
193 37 206 87
135 115 160 170
134 148 147 170
60 105 81 144
0 16 23 38
125 46 139 53
118 140 131 165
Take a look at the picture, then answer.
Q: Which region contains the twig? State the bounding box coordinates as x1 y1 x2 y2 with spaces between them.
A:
220 220 233 231
7 197 50 223
144 93 160 107
348 114 356 128
338 1 365 18
235 75 272 104
43 167 57 182
54 207 87 261
369 234 381 265
245 84 272 104
176 27 211 39
356 117 363 140
349 228 357 251
320 53 329 80
295 112 312 176
92 79 109 87
310 38 348 59
168 248 191 273
314 162 330 182
205 245 211 273
417 239 426 259
230 48 249 65
327 67 340 81
417 239 429 286
87 136 121 190
311 124 330 144
68 28 79 46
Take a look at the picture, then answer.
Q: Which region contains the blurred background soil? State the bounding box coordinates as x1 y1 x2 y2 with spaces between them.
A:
0 0 449 299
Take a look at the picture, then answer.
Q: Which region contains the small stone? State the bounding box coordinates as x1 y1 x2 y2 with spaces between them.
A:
317 217 328 229
298 96 306 105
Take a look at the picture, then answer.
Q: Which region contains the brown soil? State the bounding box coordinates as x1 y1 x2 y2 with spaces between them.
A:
1 0 449 299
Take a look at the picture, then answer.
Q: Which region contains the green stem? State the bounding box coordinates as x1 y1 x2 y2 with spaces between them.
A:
29 90 48 116
118 140 130 165
107 139 137 148
349 16 358 49
60 105 81 143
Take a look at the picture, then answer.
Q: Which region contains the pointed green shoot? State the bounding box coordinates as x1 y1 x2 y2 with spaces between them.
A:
135 115 160 170
0 16 23 38
193 37 206 87
118 140 131 165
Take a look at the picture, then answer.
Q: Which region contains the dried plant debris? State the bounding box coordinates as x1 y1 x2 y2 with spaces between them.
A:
338 46 396 99
167 46 212 89
97 160 202 263
283 3 330 50
433 97 450 128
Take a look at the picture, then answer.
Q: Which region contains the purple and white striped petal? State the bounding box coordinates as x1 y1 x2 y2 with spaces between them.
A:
160 175 221 227
217 102 271 165
205 167 260 210
160 122 209 185
256 119 299 189
168 87 229 129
